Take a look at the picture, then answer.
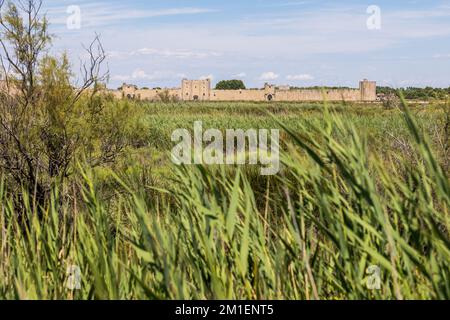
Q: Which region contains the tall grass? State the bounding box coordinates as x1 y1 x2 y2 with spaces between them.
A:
0 103 448 300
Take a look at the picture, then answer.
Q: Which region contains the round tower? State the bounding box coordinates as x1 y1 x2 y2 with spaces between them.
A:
360 79 377 101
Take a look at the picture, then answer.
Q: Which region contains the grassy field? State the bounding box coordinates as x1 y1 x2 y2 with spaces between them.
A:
118 101 449 182
0 100 449 300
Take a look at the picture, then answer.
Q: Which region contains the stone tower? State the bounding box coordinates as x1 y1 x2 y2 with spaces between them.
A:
360 79 377 101
120 83 138 99
181 79 211 101
264 83 276 101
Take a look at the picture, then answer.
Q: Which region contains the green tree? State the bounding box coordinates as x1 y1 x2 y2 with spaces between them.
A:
157 89 179 103
215 79 246 90
377 86 449 100
0 0 136 208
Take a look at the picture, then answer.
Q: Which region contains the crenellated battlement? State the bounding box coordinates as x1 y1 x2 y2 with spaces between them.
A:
105 79 378 102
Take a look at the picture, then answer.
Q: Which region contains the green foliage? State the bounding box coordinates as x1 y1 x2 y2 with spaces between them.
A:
0 103 448 300
0 1 449 301
215 79 246 90
378 86 450 100
0 0 134 202
157 89 179 103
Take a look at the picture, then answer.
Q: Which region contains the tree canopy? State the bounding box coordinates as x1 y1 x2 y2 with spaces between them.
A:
0 0 141 207
215 79 246 90
377 86 450 100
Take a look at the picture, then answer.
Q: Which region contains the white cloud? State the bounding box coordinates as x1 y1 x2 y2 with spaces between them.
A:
47 4 218 27
45 1 450 88
136 48 221 59
112 69 185 82
131 69 153 80
433 54 450 59
112 69 154 81
233 72 247 78
200 74 214 81
108 48 222 60
286 74 314 81
258 72 279 81
265 1 312 8
111 75 131 82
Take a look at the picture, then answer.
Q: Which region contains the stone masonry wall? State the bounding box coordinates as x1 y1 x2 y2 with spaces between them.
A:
111 79 377 102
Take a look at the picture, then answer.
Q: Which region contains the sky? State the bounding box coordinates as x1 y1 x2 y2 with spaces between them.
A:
39 0 450 88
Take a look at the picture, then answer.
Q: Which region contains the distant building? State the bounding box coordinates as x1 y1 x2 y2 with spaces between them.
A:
181 79 211 101
1 74 377 102
110 79 378 102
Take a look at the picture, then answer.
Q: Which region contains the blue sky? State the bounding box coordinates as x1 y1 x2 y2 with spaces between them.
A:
42 0 450 88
